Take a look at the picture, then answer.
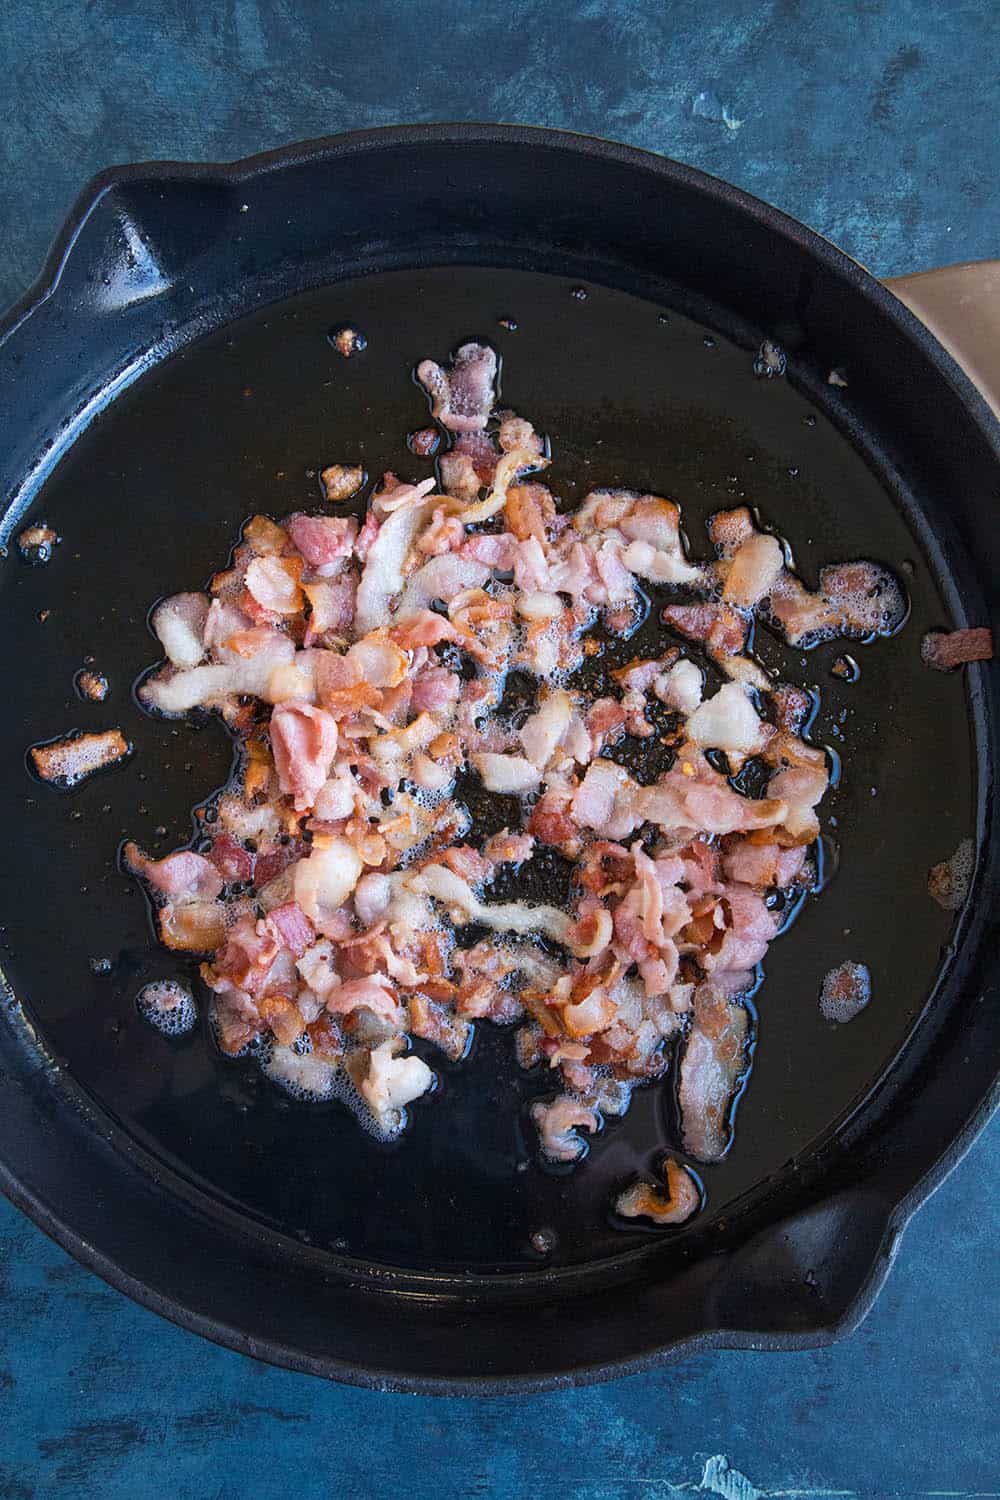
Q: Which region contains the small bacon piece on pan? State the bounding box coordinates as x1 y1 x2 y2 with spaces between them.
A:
532 1095 599 1161
151 592 210 668
615 1158 700 1225
287 513 358 574
927 837 975 912
267 901 316 957
921 627 993 671
416 343 497 432
662 601 749 658
819 960 871 1023
206 834 256 884
30 728 130 788
320 464 365 501
678 982 749 1162
354 481 436 635
243 515 289 556
76 669 110 702
124 843 224 901
245 555 304 616
159 899 226 952
269 701 338 812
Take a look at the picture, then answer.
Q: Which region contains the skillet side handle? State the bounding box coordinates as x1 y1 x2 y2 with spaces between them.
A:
884 260 1000 419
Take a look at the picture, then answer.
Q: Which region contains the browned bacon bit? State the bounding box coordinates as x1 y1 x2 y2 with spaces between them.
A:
328 325 367 358
407 993 471 1061
615 1158 700 1225
830 654 859 682
30 728 130 788
527 790 582 855
75 668 109 702
927 837 975 912
819 961 871 1023
920 627 994 672
407 426 440 458
452 429 499 483
308 1012 345 1062
257 992 306 1047
242 514 289 556
159 899 226 953
481 828 534 866
753 340 786 379
506 482 557 544
18 521 60 564
212 993 261 1056
320 464 365 502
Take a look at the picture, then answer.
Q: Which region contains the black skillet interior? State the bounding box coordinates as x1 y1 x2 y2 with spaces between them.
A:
0 129 997 1386
0 264 980 1269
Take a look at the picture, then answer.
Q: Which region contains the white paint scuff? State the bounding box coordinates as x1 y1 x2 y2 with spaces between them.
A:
700 1455 764 1500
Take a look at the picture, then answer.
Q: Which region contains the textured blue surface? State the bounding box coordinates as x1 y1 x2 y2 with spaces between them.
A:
1 1 998 1495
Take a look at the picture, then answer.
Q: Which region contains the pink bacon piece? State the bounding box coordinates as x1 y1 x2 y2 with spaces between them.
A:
125 844 224 902
416 343 498 432
269 701 339 812
287 513 358 575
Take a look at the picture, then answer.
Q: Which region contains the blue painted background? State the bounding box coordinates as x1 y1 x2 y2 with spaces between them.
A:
1 2 998 1496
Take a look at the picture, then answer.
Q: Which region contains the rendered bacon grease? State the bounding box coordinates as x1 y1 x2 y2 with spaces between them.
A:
128 339 907 1225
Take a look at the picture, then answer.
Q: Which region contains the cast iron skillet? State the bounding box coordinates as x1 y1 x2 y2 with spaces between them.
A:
0 126 997 1393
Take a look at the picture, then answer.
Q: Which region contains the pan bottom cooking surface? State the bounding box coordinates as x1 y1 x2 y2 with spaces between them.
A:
0 264 975 1275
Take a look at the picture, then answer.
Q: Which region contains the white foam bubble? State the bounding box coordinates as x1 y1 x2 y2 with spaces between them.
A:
262 1041 339 1101
258 1036 412 1141
406 777 456 812
137 980 197 1036
395 795 472 869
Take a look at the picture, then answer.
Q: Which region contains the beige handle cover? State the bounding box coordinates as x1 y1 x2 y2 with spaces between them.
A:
884 260 1000 419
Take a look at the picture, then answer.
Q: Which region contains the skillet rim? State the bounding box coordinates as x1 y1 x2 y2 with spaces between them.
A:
4 122 999 452
0 122 997 1393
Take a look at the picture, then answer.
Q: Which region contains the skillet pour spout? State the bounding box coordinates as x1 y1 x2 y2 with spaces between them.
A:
0 126 997 1392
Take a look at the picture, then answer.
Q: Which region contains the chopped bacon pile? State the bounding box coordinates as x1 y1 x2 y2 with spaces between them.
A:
129 339 897 1219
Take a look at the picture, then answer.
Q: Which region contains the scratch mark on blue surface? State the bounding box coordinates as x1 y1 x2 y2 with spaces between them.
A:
700 1456 764 1500
37 1419 148 1490
174 1402 308 1436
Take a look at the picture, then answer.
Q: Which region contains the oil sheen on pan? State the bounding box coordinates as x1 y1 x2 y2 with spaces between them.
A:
0 267 977 1272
